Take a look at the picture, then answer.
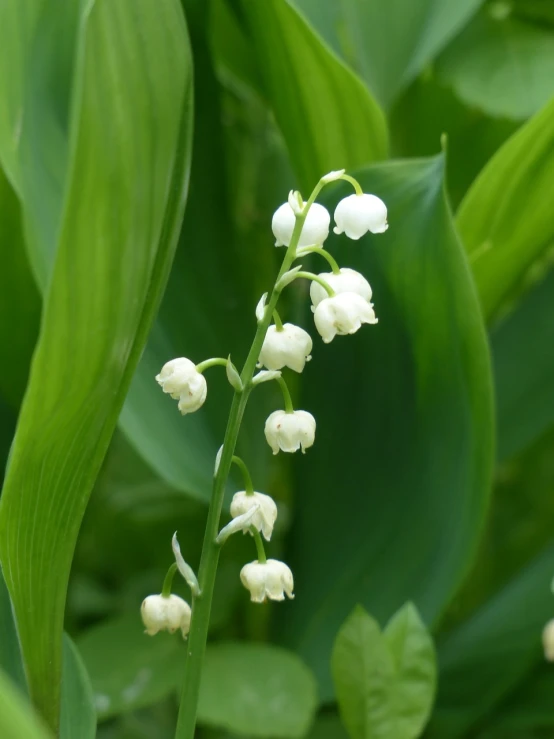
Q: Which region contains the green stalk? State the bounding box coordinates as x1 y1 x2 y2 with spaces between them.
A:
174 178 327 739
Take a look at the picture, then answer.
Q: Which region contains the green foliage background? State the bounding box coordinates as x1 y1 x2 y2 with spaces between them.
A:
0 0 554 737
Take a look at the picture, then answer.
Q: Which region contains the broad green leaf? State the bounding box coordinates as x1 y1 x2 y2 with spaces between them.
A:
0 166 40 407
61 635 96 739
493 268 554 460
282 156 494 700
78 613 185 721
384 604 436 738
457 96 554 321
293 0 483 110
0 668 53 739
0 0 193 729
427 542 554 738
197 642 318 738
331 605 436 739
239 0 388 191
0 568 25 693
331 606 394 739
437 8 554 120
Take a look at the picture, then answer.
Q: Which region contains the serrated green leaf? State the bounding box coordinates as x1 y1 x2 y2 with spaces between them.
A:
427 542 554 738
332 606 394 739
0 0 193 729
293 0 483 110
437 9 554 120
239 0 388 191
458 95 554 321
282 156 493 701
197 642 318 738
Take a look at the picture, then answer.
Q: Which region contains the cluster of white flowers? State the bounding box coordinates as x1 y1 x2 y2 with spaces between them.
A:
144 173 387 616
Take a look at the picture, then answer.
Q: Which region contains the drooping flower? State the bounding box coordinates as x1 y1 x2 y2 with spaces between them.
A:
230 491 278 541
272 201 330 247
155 358 207 415
258 323 313 373
334 193 388 239
314 292 377 343
264 409 316 454
141 594 191 639
240 559 294 602
309 268 372 310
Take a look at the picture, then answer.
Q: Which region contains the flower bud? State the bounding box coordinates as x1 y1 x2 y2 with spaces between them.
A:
543 619 554 661
272 201 330 247
334 193 388 239
230 491 278 541
258 323 313 373
309 268 372 310
141 594 191 639
314 292 377 344
264 409 316 454
240 559 294 603
155 358 207 414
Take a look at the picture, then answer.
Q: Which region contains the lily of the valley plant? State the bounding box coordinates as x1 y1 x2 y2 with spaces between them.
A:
143 170 388 738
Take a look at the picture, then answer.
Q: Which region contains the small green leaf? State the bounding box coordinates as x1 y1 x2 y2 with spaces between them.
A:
332 605 436 739
226 356 243 393
197 642 318 738
384 604 437 739
0 668 53 739
239 0 388 191
78 613 185 721
61 636 96 739
437 9 554 120
331 606 394 739
458 96 554 321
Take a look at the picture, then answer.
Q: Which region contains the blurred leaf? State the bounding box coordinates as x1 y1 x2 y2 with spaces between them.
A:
427 542 554 738
0 668 53 739
332 605 435 739
239 0 388 191
78 613 184 721
293 0 483 110
306 715 349 739
0 0 193 729
437 7 554 120
197 642 318 738
61 635 96 739
493 268 554 460
282 156 494 700
457 95 554 321
0 167 40 407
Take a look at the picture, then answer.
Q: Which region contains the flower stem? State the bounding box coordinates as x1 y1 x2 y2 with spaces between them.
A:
272 309 284 331
250 527 267 564
195 357 229 373
277 375 294 414
340 173 363 195
293 271 336 297
231 455 255 495
161 563 178 598
173 178 327 739
296 246 341 275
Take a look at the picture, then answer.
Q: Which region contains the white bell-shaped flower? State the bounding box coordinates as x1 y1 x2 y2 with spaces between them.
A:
141 594 191 639
310 268 372 310
272 202 330 247
314 292 377 344
264 409 316 454
334 193 388 239
258 323 313 373
240 559 294 603
543 619 554 661
230 491 278 541
155 358 207 415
